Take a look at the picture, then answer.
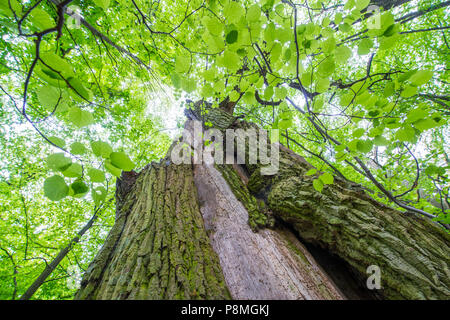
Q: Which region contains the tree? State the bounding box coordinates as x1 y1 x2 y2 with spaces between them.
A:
0 0 448 300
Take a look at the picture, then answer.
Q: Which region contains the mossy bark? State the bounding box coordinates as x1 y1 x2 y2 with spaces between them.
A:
75 162 230 300
234 130 450 300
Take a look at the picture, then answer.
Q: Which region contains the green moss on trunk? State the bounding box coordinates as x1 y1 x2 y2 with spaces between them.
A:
75 162 230 300
246 145 450 300
216 164 274 231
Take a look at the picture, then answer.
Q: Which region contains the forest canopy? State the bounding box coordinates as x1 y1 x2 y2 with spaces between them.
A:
0 0 448 299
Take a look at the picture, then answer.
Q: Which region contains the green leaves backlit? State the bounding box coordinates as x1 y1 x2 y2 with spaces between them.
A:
408 70 434 87
110 152 135 171
247 4 261 22
29 8 55 30
88 168 106 183
44 138 135 201
68 107 94 128
358 38 373 55
47 153 71 171
91 140 113 158
175 55 191 74
312 172 334 193
44 175 69 201
224 1 245 24
70 142 87 155
93 0 110 10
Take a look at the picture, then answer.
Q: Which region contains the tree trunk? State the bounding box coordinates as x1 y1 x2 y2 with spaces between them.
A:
75 106 449 300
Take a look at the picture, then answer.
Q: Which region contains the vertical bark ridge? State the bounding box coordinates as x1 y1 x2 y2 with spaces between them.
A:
75 162 230 299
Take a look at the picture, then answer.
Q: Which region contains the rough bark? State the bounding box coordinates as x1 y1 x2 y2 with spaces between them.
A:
75 163 230 299
228 120 450 300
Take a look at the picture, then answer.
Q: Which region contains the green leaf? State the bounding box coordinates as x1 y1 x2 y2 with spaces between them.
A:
36 85 68 113
44 175 69 201
201 84 214 97
334 45 352 64
62 163 82 178
413 118 439 131
352 128 365 138
223 50 241 72
320 172 334 185
91 141 113 158
270 42 282 61
68 77 93 101
202 16 223 36
29 8 55 30
46 153 71 171
334 13 343 25
395 127 415 142
322 37 336 53
247 4 261 22
373 135 389 146
400 85 417 98
92 186 107 206
40 52 75 79
48 136 66 148
229 90 240 101
339 23 351 33
379 34 400 50
277 111 293 130
355 0 370 11
315 78 330 93
306 168 317 176
406 108 428 123
181 77 197 93
70 142 86 155
317 57 335 78
70 180 89 197
340 92 354 106
93 0 110 10
408 70 433 87
383 82 395 97
356 139 373 153
313 178 324 192
68 107 94 128
278 118 293 130
264 86 274 100
175 55 190 74
0 0 21 17
105 160 122 177
357 38 373 55
226 30 238 44
110 152 135 171
274 86 287 100
224 1 245 24
88 168 106 183
264 22 276 45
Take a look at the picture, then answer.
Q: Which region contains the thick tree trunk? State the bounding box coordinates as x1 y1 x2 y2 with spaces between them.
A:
75 160 344 299
74 164 230 299
75 107 449 300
